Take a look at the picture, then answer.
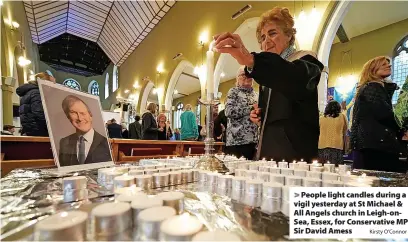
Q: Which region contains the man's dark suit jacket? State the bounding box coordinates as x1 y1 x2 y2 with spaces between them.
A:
129 121 142 139
58 130 112 166
107 123 123 138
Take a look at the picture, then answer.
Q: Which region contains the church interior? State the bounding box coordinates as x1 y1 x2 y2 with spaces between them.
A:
1 1 407 241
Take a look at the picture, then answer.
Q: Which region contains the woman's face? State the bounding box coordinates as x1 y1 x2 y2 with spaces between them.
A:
376 60 392 78
158 119 166 128
237 69 253 88
260 21 291 54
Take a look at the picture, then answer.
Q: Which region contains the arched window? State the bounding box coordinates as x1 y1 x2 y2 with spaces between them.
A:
88 80 99 96
173 102 184 129
196 104 201 125
105 73 110 99
112 65 119 92
392 35 408 104
63 78 81 90
46 70 53 77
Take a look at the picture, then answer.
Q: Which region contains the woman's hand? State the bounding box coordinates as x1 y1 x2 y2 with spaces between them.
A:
213 32 254 68
250 104 261 126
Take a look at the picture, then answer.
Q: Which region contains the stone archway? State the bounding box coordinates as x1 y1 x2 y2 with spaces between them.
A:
164 60 194 112
139 81 155 115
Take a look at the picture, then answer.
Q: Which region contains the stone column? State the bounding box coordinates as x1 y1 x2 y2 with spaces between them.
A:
1 84 14 125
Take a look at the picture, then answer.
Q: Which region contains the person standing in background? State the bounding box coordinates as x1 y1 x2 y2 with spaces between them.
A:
121 124 129 139
318 101 347 165
157 114 173 140
17 72 56 137
214 109 227 143
142 103 161 140
174 128 181 140
129 115 142 139
351 56 405 173
107 119 122 138
180 104 198 141
225 67 259 159
1 125 15 135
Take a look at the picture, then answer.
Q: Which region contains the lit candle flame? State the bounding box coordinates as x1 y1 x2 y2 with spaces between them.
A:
346 171 351 176
361 173 366 178
293 160 297 163
327 161 330 164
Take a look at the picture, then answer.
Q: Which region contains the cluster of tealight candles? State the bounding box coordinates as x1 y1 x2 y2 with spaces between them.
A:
62 175 88 202
35 178 242 241
197 159 377 215
96 164 200 191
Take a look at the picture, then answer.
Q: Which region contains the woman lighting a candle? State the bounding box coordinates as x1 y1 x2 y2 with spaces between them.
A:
214 7 324 162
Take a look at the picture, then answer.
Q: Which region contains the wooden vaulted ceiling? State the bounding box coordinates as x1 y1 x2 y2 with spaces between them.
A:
24 0 176 66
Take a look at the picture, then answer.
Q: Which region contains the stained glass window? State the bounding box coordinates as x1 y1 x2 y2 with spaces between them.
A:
112 65 119 92
63 78 81 90
88 80 99 96
196 104 201 125
105 73 109 99
392 35 408 104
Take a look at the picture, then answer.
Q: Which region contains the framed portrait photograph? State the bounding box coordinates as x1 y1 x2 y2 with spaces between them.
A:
38 80 114 172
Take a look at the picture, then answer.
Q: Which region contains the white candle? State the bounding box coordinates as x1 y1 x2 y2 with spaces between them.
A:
157 191 185 214
192 230 241 241
323 162 335 172
206 41 215 99
322 172 339 181
160 214 203 241
114 175 135 188
137 206 177 241
62 176 87 190
34 211 88 241
92 202 132 236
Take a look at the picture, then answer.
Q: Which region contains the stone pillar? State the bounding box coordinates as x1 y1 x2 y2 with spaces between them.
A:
1 84 14 125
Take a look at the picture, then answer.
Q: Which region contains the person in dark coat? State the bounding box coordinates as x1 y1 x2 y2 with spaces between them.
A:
107 119 122 138
214 7 323 162
121 124 129 139
16 72 55 136
351 56 406 173
129 115 142 139
142 103 161 140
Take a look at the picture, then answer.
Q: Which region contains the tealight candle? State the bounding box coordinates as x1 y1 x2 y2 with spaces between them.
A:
98 167 114 182
235 169 246 177
181 170 194 183
339 171 352 183
310 166 324 172
338 164 351 174
278 161 288 168
192 230 241 241
157 191 185 214
245 170 258 180
297 163 309 171
63 188 88 203
206 172 219 186
160 214 204 241
116 192 148 203
131 196 163 221
269 174 285 185
158 168 172 173
285 176 303 186
153 173 170 188
180 166 193 170
294 170 307 177
322 180 344 187
114 186 143 196
144 169 158 175
258 171 271 182
323 162 335 172
191 169 200 181
128 170 144 176
306 171 322 179
171 167 182 171
169 171 182 185
143 165 156 169
262 182 283 198
34 211 88 241
311 160 322 167
217 174 233 189
232 176 246 190
62 176 87 190
137 206 177 241
245 179 263 195
302 178 322 187
269 167 281 174
322 172 339 181
134 174 153 190
155 165 166 169
114 175 135 188
259 166 270 172
280 168 294 176
248 163 259 171
289 161 299 169
114 166 129 173
103 170 123 185
129 166 144 171
92 202 132 236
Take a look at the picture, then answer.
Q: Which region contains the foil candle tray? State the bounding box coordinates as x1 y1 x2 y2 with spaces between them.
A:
1 167 407 241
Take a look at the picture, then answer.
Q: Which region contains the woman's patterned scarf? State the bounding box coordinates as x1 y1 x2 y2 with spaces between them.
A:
394 76 408 130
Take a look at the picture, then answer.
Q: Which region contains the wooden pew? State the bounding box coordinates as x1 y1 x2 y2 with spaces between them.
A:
1 136 224 177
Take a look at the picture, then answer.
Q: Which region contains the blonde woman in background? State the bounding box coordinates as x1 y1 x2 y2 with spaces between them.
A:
16 72 55 136
351 56 405 173
142 103 161 140
318 101 347 165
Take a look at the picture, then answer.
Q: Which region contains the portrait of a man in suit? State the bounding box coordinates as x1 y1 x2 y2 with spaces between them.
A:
59 95 112 166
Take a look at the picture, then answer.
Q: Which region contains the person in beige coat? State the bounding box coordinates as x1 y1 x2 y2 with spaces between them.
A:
318 101 347 164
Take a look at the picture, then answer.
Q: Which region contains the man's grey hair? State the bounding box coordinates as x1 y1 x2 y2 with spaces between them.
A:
62 95 92 119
